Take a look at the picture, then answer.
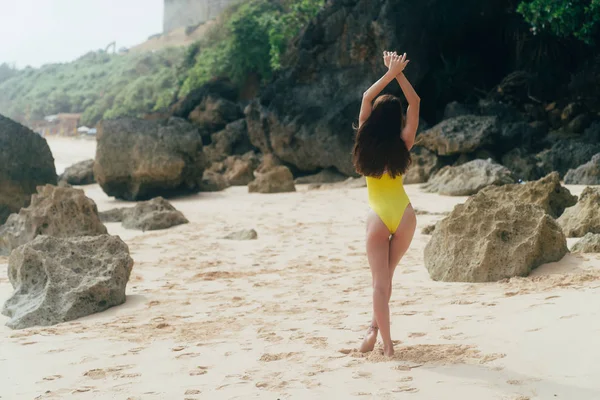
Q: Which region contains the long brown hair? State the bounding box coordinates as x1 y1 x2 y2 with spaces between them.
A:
352 94 412 178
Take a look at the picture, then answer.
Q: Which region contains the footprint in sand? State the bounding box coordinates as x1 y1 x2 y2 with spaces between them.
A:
352 371 372 379
560 314 578 319
176 352 201 359
184 389 201 395
84 365 135 380
399 376 413 382
42 375 63 381
189 366 209 376
259 352 301 362
408 332 427 338
392 386 419 393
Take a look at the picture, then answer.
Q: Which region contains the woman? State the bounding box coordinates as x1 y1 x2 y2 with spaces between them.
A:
352 51 420 357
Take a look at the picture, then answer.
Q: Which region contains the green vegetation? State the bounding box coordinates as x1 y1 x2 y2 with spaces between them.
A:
517 0 600 44
0 0 323 127
0 48 184 126
179 0 324 96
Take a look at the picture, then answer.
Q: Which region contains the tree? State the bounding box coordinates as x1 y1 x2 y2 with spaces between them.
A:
517 0 600 44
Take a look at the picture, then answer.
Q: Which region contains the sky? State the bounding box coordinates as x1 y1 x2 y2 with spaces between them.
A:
0 0 164 68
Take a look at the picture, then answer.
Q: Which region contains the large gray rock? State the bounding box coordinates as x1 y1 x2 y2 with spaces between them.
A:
0 185 107 256
224 155 260 186
58 159 95 186
424 192 568 282
422 159 515 196
557 187 600 238
403 146 441 184
416 115 499 156
187 96 243 141
295 168 347 185
94 117 207 201
248 166 296 194
536 140 600 177
571 233 600 253
0 114 57 225
203 119 254 163
564 154 600 185
2 235 133 329
501 148 544 181
479 172 577 218
99 197 188 232
199 170 230 192
244 0 510 176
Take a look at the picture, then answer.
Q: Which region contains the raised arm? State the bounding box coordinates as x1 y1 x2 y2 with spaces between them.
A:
358 71 396 127
383 51 420 150
359 53 409 127
396 72 420 150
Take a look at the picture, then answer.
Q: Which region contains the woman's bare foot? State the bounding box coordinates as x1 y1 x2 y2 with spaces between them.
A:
383 342 395 357
359 325 378 353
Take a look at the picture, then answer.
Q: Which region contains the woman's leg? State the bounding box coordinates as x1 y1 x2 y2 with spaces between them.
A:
363 205 417 353
388 204 417 291
360 210 393 355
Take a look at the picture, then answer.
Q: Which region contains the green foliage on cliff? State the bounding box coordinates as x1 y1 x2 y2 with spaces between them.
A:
179 0 324 96
0 0 323 126
0 48 184 126
517 0 600 44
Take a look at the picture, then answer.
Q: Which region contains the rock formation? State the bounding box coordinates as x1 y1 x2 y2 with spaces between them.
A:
422 159 515 196
99 197 188 232
571 233 600 253
564 154 600 185
417 116 498 156
478 172 577 218
58 159 95 186
2 234 133 329
557 187 600 237
0 114 57 225
403 146 441 184
424 192 568 282
94 117 207 201
248 166 296 194
0 185 107 255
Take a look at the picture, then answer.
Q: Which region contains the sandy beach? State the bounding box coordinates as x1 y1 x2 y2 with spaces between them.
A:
1 137 599 400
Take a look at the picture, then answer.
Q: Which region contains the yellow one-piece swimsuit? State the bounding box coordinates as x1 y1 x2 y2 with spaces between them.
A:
366 173 411 234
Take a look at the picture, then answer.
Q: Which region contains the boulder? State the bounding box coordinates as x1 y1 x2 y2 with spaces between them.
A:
403 146 441 184
557 187 600 238
536 140 600 177
244 0 512 175
188 96 243 140
295 168 347 185
416 115 498 156
0 185 107 256
224 229 258 240
424 192 568 282
2 235 133 329
223 153 261 186
571 233 600 253
100 197 189 232
564 154 600 185
443 101 476 119
58 159 95 185
94 117 207 201
501 148 544 181
203 119 253 163
0 114 57 225
479 172 577 218
308 177 367 191
422 159 515 196
199 170 230 192
248 166 296 194
421 224 436 235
